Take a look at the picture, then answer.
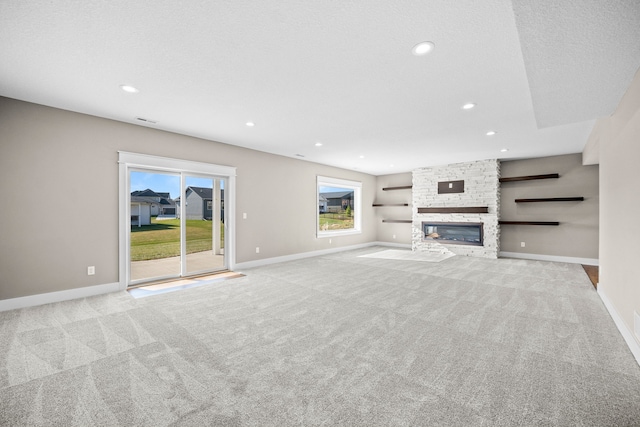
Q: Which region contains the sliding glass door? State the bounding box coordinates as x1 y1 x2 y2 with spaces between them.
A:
127 169 227 286
130 170 181 283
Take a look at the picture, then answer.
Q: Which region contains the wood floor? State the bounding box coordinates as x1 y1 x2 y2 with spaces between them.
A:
582 265 599 289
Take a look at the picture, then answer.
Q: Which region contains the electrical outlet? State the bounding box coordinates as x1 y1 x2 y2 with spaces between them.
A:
329 239 332 244
255 247 260 254
87 266 95 276
520 242 525 248
243 212 247 219
392 234 396 239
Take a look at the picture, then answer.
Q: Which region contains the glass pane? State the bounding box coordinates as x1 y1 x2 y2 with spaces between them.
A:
318 186 355 231
130 171 180 283
184 176 225 274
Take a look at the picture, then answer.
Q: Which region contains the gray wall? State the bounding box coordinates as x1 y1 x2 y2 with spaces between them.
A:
0 97 377 300
373 172 413 246
375 157 600 261
499 154 599 259
0 95 611 306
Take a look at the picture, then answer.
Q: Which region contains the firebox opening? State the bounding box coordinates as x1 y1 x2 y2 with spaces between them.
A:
422 222 483 246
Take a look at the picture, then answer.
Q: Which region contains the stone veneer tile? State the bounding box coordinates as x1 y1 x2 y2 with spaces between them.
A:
412 159 500 258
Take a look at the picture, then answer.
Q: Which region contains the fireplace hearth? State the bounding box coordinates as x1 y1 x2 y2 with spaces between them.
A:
422 222 483 246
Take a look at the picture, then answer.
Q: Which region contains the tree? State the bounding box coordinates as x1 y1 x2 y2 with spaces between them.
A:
345 205 352 217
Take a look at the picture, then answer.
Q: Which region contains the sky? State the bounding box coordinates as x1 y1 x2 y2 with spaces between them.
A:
130 171 224 199
130 172 345 200
319 186 352 194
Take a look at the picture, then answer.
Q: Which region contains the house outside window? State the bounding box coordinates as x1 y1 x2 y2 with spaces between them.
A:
317 176 361 237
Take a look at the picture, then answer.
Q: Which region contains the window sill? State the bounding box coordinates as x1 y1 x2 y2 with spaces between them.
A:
317 229 362 238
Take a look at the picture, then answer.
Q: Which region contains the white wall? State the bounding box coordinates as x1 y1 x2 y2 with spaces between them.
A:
596 67 640 354
131 203 151 226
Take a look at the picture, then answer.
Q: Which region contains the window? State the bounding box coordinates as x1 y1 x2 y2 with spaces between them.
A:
317 176 361 237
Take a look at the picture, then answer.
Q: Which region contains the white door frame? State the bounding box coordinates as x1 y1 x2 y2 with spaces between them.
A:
118 151 237 290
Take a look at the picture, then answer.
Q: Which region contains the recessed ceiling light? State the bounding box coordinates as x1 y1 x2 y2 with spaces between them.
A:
462 103 476 110
359 155 365 159
390 164 395 167
412 41 435 56
486 131 496 136
315 142 323 147
120 85 139 93
500 148 509 152
246 122 255 127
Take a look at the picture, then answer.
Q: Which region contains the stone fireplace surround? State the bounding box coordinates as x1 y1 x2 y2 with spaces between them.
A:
412 159 500 258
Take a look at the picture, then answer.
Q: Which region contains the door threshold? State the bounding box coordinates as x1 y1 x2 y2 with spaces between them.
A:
127 271 244 298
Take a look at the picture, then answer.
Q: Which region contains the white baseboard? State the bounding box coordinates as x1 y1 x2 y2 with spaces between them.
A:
499 251 599 266
0 282 120 312
597 287 640 367
234 241 409 270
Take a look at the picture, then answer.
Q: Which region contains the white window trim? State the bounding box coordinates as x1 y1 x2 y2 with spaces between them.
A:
317 175 362 238
118 151 237 290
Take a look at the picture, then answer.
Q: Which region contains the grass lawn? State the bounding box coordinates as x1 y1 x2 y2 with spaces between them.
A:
319 213 354 230
131 218 224 261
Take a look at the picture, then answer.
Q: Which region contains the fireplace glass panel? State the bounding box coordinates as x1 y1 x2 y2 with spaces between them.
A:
422 222 483 246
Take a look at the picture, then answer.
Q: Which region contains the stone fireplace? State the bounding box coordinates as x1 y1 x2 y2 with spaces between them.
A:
412 159 500 258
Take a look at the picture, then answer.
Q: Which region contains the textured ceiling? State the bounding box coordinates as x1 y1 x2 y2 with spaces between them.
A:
512 0 640 129
1 0 638 175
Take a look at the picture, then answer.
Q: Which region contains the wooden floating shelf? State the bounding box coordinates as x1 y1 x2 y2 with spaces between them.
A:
499 173 559 183
499 221 560 226
382 185 412 191
515 197 584 203
372 203 409 207
382 219 412 223
418 206 489 214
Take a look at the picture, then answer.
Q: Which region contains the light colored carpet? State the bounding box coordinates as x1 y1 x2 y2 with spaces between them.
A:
358 249 455 262
1 246 639 426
